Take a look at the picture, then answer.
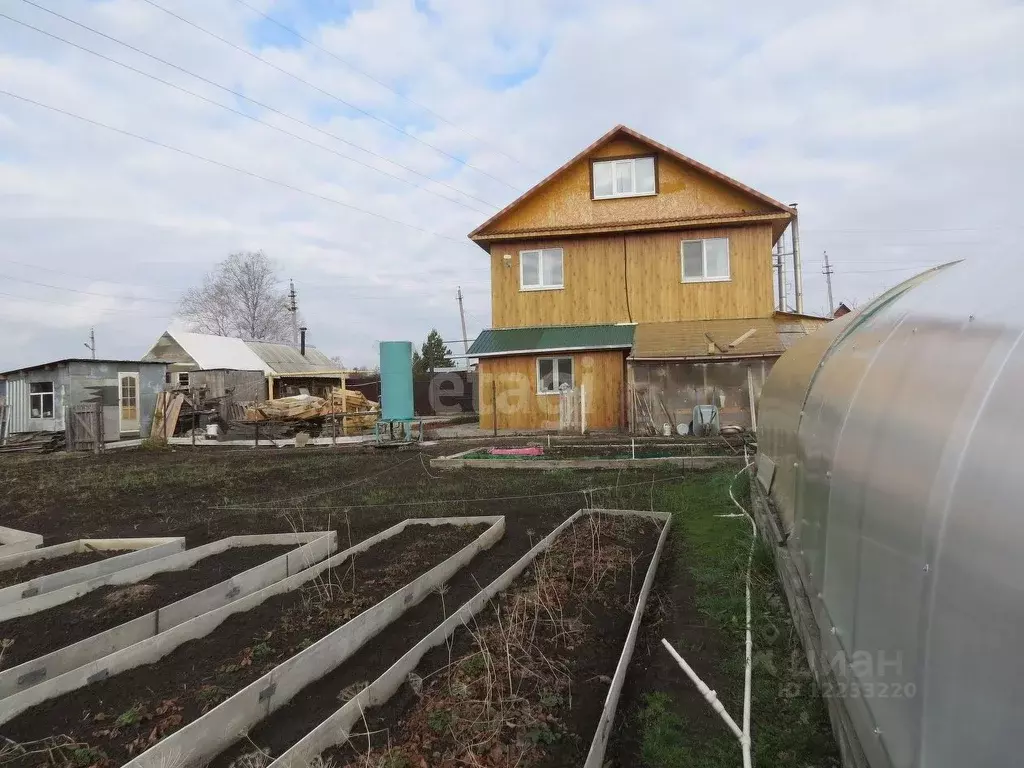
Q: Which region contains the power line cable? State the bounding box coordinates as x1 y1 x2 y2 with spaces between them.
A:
136 0 522 192
0 290 174 317
0 271 179 302
0 13 494 217
0 89 478 248
803 226 1022 234
15 0 502 212
229 0 534 173
0 256 177 289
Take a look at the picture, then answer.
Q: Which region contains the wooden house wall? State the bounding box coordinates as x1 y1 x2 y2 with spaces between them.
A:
489 224 774 328
480 137 778 236
478 351 625 431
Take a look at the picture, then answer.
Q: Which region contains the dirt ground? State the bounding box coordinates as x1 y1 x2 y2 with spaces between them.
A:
0 551 109 589
0 544 292 670
0 442 838 768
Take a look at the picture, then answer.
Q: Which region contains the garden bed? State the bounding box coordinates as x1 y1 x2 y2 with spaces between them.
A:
432 440 747 471
0 552 109 589
0 539 185 609
311 511 664 768
0 524 488 767
0 545 292 671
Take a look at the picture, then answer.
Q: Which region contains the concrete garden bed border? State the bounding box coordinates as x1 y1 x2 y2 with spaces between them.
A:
0 527 43 558
430 447 744 471
0 517 503 730
0 532 337 700
115 515 504 768
267 507 671 768
0 538 185 609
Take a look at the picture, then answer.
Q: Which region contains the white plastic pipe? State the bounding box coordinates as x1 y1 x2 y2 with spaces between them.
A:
691 458 756 768
728 458 757 768
660 638 743 742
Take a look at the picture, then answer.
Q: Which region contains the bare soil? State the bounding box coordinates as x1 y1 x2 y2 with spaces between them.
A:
324 512 662 768
0 545 293 670
0 551 110 589
0 524 485 767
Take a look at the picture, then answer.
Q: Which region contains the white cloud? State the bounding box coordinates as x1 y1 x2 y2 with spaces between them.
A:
0 0 1021 369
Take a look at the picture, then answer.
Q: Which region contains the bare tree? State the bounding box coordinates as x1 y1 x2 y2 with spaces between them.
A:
179 251 292 341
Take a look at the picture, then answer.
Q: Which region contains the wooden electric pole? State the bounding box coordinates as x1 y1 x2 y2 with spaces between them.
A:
457 286 470 369
288 280 299 346
822 251 835 316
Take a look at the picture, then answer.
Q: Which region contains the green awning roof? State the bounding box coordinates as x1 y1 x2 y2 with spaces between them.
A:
468 324 636 357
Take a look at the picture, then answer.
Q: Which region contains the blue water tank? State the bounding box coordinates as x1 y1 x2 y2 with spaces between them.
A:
379 341 414 421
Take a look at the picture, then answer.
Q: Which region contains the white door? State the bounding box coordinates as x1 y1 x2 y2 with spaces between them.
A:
119 373 140 434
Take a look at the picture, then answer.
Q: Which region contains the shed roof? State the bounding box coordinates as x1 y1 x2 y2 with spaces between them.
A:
146 331 338 375
468 324 636 358
630 314 827 361
0 359 166 377
245 340 335 374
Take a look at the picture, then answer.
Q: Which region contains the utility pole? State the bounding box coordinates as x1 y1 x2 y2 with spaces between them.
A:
822 251 835 316
456 286 470 369
84 327 96 359
288 279 299 346
790 203 804 314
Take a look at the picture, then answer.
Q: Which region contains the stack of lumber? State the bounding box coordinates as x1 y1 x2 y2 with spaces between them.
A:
0 431 65 454
244 388 379 433
246 394 324 421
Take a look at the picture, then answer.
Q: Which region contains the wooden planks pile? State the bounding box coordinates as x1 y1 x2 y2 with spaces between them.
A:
0 431 65 454
151 392 185 440
244 388 379 433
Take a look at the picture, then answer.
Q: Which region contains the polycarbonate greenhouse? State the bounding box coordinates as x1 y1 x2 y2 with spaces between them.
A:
757 260 1023 768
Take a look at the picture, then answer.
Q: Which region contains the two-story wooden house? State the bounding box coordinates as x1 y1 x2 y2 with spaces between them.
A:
467 125 826 433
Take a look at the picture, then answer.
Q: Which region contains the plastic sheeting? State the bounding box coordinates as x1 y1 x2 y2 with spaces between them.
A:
757 260 1024 768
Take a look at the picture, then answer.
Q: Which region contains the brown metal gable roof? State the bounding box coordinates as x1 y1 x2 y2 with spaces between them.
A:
630 315 825 361
469 124 795 244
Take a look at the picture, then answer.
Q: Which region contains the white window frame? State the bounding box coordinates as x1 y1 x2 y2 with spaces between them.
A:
176 371 191 388
29 381 55 419
592 156 657 199
536 356 574 395
681 237 731 283
519 248 564 291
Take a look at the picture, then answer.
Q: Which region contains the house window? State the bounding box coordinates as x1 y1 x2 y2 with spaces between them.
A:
520 248 564 291
29 382 54 419
176 372 191 388
537 357 574 394
592 156 656 199
682 237 730 282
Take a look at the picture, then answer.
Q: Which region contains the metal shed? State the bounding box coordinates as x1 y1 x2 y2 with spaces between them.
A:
757 259 1023 768
0 359 167 439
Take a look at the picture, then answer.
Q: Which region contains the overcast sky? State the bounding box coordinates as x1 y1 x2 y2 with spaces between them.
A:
1 0 1021 370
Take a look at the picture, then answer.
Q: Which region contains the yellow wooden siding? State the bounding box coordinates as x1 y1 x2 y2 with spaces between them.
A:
478 351 625 431
480 137 776 236
491 224 774 328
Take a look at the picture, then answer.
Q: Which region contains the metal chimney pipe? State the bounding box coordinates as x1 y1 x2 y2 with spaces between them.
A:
789 203 804 314
299 326 307 357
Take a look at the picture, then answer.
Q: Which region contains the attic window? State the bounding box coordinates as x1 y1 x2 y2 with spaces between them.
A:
592 156 656 199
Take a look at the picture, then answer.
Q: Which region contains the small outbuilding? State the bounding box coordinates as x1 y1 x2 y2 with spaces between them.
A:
0 358 167 439
142 330 344 400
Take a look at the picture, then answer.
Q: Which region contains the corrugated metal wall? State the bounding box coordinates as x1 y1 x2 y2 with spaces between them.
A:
5 370 66 434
